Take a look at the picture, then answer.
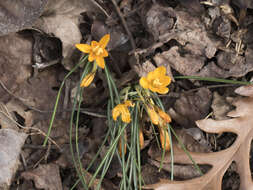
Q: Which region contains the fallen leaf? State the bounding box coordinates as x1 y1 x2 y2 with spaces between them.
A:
169 88 212 128
22 163 62 190
34 0 102 70
144 84 253 190
0 1 47 36
0 33 32 102
211 91 233 120
0 129 27 189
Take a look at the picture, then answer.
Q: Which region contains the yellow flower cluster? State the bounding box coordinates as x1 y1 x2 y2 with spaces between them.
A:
76 35 173 153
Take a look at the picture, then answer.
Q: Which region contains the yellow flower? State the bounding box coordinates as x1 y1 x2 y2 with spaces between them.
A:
112 101 134 123
75 34 110 69
139 66 171 94
80 72 95 87
139 128 144 149
156 107 171 123
146 105 159 125
158 126 170 151
146 104 171 125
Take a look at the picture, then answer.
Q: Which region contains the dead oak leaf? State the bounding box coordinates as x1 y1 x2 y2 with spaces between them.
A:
144 85 253 190
22 163 62 190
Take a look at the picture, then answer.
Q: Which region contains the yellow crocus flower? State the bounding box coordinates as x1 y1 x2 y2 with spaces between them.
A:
146 104 159 125
112 101 134 123
80 72 96 87
139 128 144 149
139 66 171 94
146 104 171 125
75 34 110 69
158 126 170 151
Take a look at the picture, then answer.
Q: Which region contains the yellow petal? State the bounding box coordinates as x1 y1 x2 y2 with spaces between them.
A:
156 87 169 94
157 108 171 123
75 44 91 53
147 70 156 81
155 66 166 76
139 128 144 149
99 34 110 48
124 100 134 107
160 76 171 86
101 49 108 57
139 77 149 89
96 57 105 69
159 127 170 151
149 85 159 93
80 72 95 87
121 111 131 123
112 107 120 121
88 53 95 62
91 41 99 48
146 105 159 125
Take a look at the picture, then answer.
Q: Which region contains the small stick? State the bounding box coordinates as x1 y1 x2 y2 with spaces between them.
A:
110 0 136 50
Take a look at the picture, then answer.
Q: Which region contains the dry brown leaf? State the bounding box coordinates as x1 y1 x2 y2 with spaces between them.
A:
0 129 27 189
168 88 212 128
0 33 32 102
34 0 101 70
22 163 63 190
144 85 253 190
15 68 63 122
0 1 47 36
211 91 232 120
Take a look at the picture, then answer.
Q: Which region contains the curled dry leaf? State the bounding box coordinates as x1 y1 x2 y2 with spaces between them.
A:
145 85 253 190
0 129 27 189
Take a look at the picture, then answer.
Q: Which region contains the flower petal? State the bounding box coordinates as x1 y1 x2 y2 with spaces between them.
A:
99 34 110 48
139 129 144 149
139 77 149 89
112 106 121 121
88 53 96 62
80 72 95 87
156 87 169 94
159 127 170 151
157 108 171 123
91 41 99 48
96 57 105 69
147 70 156 81
124 100 134 107
121 111 131 123
155 66 166 76
101 49 108 57
75 44 91 53
160 76 171 86
146 105 159 125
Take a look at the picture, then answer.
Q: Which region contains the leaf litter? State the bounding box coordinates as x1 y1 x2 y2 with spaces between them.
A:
0 0 253 189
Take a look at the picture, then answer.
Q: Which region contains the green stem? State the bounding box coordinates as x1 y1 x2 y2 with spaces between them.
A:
43 55 88 146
